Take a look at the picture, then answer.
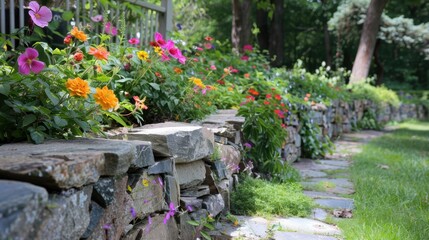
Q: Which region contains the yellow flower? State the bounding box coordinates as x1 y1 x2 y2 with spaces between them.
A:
154 47 163 56
227 87 233 92
94 86 119 110
137 50 149 61
233 220 239 227
142 179 149 187
66 77 90 98
70 26 87 42
127 185 132 192
189 77 205 88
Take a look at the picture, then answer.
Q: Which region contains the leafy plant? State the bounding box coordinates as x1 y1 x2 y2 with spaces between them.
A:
299 113 334 159
187 214 216 240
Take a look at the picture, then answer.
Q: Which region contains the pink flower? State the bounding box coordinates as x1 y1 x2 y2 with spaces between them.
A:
165 40 186 64
243 44 253 52
91 15 103 22
163 202 176 224
204 42 212 49
28 1 52 28
104 22 118 36
17 48 45 75
210 65 216 70
128 38 140 45
241 55 249 61
154 32 167 48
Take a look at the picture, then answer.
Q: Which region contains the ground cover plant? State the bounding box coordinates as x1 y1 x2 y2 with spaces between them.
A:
339 121 429 240
231 176 314 218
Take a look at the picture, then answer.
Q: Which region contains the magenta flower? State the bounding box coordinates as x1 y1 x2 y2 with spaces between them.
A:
28 1 52 28
91 15 103 22
186 205 193 212
104 22 118 36
163 202 176 224
17 48 45 75
154 32 167 48
128 38 140 45
158 176 164 187
210 65 217 70
243 44 253 52
243 142 252 148
130 207 137 218
241 55 249 61
165 40 186 64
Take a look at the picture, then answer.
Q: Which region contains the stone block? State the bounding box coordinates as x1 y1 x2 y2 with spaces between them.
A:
86 176 133 240
283 144 299 163
147 158 174 175
124 122 214 163
202 194 225 217
211 160 228 180
179 213 195 240
217 180 231 214
190 209 209 222
203 164 219 194
128 141 155 169
176 160 206 189
216 143 241 176
0 139 140 189
33 186 93 240
180 197 203 211
0 180 48 240
181 185 210 198
93 177 116 207
81 202 104 239
122 213 179 240
129 171 165 218
164 175 180 206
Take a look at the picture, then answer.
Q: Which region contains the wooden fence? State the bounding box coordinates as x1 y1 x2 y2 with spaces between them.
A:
0 0 173 47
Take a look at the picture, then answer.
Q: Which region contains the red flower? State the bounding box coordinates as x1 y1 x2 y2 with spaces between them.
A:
264 100 270 105
64 35 72 45
73 52 83 62
155 72 162 78
246 95 255 101
205 36 213 41
274 109 285 118
266 94 272 99
217 79 225 85
275 94 281 100
244 73 250 79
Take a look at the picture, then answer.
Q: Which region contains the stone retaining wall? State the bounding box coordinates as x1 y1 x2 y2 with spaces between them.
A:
0 102 426 240
0 121 243 240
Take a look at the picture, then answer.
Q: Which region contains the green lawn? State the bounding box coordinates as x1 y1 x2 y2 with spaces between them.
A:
339 121 429 240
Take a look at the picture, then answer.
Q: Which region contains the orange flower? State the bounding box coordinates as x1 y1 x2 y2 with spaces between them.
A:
248 88 259 96
70 26 87 42
66 77 90 98
133 96 148 110
94 86 118 110
189 77 205 88
305 93 311 98
73 52 84 62
174 67 183 74
244 73 250 79
89 46 109 61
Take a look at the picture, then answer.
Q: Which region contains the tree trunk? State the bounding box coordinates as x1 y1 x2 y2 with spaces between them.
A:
349 0 388 84
268 0 284 67
231 0 252 52
256 7 269 50
321 0 332 66
374 39 384 85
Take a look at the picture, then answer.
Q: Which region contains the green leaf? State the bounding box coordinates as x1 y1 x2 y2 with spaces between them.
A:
186 220 200 226
96 75 111 82
52 48 62 55
45 89 59 105
53 116 68 127
149 83 160 90
0 83 10 95
200 231 212 240
104 111 129 127
22 114 37 127
62 11 74 21
29 129 44 144
203 223 215 230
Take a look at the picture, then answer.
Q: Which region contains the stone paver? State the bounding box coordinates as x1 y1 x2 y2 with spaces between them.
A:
315 198 354 209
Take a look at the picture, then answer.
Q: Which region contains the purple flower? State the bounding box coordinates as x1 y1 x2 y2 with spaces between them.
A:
158 177 163 187
104 22 118 36
91 15 103 22
128 38 140 45
17 48 45 75
130 207 137 218
28 1 52 28
243 142 252 148
163 202 176 224
102 224 112 230
186 205 193 212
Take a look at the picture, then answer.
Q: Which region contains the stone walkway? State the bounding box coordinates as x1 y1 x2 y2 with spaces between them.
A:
214 130 385 240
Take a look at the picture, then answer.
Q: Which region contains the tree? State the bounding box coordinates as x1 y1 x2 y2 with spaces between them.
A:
231 0 252 52
349 0 389 84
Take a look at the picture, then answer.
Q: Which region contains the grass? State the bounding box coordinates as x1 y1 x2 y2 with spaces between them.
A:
231 176 314 218
302 181 336 192
338 121 429 240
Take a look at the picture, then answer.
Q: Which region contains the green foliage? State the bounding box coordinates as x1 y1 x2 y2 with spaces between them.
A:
339 121 429 239
357 109 382 130
349 82 401 108
231 176 314 217
187 214 215 240
299 113 334 158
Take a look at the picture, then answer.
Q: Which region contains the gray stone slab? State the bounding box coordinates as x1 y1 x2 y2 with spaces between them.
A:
147 158 174 175
0 180 48 240
315 198 354 209
164 175 180 206
202 194 225 217
122 213 178 240
300 170 328 179
318 160 350 167
274 232 339 240
176 160 206 188
307 178 354 189
0 139 140 189
128 140 155 169
293 159 347 172
93 177 116 207
303 191 340 199
273 218 341 236
33 186 93 239
124 122 214 163
301 182 355 195
311 208 329 222
129 171 165 218
181 185 210 198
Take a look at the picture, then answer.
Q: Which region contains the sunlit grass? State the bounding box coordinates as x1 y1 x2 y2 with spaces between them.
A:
339 121 429 240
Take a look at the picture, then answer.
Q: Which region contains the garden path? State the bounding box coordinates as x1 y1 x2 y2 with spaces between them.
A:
214 130 386 240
